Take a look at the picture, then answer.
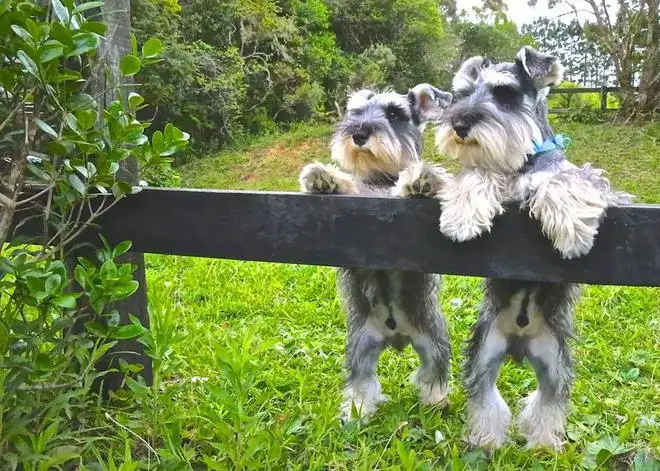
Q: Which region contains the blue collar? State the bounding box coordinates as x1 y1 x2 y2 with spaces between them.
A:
530 134 570 155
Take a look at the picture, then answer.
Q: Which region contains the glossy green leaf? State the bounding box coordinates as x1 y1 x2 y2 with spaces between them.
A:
52 294 76 309
67 33 100 57
64 113 80 133
17 50 39 79
34 118 58 138
112 241 132 258
68 173 86 195
114 322 143 339
45 274 62 294
80 21 106 35
141 38 163 58
127 92 144 109
39 42 64 62
73 1 103 14
51 0 70 24
119 54 141 76
11 25 33 43
85 321 107 337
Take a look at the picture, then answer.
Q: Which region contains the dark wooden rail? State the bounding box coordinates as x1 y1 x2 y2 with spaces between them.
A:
19 188 660 287
13 187 660 392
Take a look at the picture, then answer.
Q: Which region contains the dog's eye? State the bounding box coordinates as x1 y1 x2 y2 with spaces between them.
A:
385 105 406 122
491 85 519 103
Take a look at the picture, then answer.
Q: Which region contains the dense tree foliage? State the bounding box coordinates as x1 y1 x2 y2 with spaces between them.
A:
531 0 660 119
522 18 615 87
130 0 540 158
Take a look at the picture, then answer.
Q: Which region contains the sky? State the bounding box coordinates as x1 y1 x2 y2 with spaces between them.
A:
455 0 605 29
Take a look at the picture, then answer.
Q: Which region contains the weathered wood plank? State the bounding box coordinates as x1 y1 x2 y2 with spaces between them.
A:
35 188 659 288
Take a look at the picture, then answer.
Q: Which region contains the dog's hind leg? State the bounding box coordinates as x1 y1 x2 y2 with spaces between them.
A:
341 323 387 422
410 314 451 407
517 325 573 451
464 314 511 449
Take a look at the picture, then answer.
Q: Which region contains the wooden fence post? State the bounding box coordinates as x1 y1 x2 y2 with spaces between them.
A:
88 0 152 395
600 85 608 112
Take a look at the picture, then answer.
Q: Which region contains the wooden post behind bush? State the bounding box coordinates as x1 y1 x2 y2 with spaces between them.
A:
85 0 152 395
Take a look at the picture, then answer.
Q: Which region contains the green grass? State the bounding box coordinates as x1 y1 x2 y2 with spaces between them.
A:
136 122 660 469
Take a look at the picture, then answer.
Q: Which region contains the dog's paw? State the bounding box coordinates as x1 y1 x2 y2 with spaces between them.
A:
410 369 449 407
551 224 599 260
393 162 449 198
529 171 611 259
299 163 356 194
545 191 605 259
465 394 512 450
517 391 566 451
439 203 492 242
340 385 388 423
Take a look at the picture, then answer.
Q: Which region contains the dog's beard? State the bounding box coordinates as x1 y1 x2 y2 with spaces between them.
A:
331 132 418 176
436 114 538 173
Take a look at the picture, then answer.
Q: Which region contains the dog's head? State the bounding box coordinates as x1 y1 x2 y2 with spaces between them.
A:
331 84 451 176
436 46 564 173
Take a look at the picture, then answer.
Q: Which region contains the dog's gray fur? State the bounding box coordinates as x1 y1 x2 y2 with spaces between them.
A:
432 47 633 450
299 84 453 421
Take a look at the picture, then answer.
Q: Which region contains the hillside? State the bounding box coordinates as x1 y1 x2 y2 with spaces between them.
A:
180 122 660 203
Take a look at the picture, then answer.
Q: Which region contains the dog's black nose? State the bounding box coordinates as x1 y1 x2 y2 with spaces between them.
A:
453 122 470 139
352 129 370 146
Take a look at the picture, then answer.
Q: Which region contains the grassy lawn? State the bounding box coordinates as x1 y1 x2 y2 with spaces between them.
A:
140 122 660 469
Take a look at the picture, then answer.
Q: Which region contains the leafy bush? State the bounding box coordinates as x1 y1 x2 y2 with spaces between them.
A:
0 0 187 467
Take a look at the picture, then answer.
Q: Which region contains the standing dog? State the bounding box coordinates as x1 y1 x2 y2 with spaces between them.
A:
432 47 631 450
299 84 453 421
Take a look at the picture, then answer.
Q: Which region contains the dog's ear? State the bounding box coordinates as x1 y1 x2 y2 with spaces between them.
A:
452 56 490 92
408 83 452 124
515 46 564 89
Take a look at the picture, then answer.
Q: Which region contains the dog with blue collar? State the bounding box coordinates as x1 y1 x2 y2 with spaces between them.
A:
397 47 632 452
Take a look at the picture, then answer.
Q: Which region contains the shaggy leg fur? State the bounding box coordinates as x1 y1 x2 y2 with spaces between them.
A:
299 162 358 195
464 317 511 449
410 318 451 407
392 161 450 198
517 327 573 450
341 323 387 422
527 164 632 259
439 168 507 242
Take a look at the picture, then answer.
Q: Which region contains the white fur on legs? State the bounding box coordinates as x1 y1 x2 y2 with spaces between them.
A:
410 368 449 407
392 161 450 198
466 388 512 449
439 168 506 242
528 167 610 259
299 162 358 195
517 390 567 451
340 378 388 422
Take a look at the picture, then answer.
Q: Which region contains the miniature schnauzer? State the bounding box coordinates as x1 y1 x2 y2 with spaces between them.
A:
433 46 631 450
299 84 453 421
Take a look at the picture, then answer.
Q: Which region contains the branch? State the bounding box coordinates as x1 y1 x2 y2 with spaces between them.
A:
0 102 36 247
0 192 15 209
0 100 25 135
15 182 57 207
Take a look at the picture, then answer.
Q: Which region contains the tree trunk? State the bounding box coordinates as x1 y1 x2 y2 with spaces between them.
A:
638 0 660 115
